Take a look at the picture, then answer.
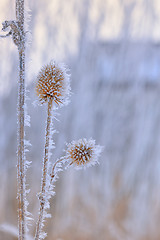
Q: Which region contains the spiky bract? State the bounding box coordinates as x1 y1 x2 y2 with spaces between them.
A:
66 138 102 169
36 61 70 107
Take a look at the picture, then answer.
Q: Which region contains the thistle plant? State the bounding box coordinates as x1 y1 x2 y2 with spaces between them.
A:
0 1 103 240
34 62 71 240
34 61 103 239
66 138 102 169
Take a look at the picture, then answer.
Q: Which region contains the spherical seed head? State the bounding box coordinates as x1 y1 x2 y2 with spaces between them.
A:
66 138 103 169
36 61 71 106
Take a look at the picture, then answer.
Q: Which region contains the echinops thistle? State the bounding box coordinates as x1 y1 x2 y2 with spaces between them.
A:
36 61 70 107
65 138 103 169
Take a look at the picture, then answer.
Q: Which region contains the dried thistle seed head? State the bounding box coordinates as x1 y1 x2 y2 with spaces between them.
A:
36 61 71 106
65 138 103 169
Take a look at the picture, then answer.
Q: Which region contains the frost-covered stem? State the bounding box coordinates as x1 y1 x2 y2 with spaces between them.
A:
16 0 25 28
16 0 26 240
35 99 53 240
50 157 65 185
17 47 25 240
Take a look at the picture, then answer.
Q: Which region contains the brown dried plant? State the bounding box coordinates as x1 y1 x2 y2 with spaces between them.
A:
34 62 70 240
0 1 103 240
34 61 102 239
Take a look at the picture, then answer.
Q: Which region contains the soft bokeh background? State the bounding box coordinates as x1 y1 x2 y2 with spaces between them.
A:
0 0 160 239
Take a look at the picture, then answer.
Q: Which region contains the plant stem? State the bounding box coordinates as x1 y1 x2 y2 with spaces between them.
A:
35 99 53 240
50 157 65 185
16 0 26 239
17 47 25 240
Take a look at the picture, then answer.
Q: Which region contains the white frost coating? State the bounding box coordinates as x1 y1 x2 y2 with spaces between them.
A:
24 102 31 127
24 139 32 170
36 157 66 239
24 0 32 49
24 139 31 147
39 232 47 240
65 138 103 169
25 114 31 127
36 61 71 108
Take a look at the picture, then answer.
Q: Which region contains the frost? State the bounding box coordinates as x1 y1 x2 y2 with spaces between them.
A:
24 139 32 147
35 61 71 108
25 113 31 127
39 232 47 240
24 102 31 127
65 138 103 169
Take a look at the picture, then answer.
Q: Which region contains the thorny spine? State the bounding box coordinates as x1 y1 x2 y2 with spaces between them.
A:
35 99 53 240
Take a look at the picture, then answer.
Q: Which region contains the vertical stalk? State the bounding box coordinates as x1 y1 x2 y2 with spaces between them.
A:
35 99 53 240
42 99 53 194
17 48 25 240
16 0 26 239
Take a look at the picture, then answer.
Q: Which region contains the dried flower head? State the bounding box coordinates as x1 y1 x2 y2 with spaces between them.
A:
36 61 70 106
65 138 103 169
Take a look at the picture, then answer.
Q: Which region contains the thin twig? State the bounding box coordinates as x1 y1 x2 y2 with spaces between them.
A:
0 31 12 38
50 157 65 186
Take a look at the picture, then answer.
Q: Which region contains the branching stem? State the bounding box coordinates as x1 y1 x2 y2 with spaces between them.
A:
50 157 65 185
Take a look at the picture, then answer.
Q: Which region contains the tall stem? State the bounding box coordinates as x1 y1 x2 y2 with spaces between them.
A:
35 99 53 240
16 0 26 239
17 48 25 240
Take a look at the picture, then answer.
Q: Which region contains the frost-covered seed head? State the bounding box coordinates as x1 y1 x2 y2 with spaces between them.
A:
36 61 70 106
66 138 103 169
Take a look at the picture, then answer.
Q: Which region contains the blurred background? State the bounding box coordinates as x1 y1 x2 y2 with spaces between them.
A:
0 0 160 239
